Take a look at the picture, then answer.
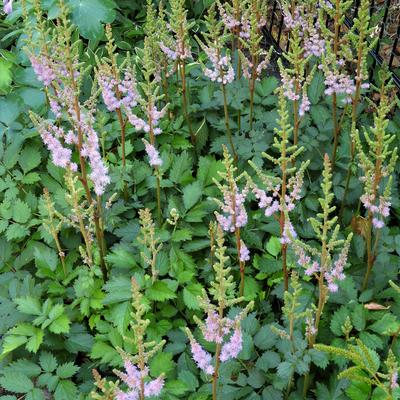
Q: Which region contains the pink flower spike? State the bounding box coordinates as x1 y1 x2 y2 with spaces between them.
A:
220 327 243 362
190 339 214 375
144 376 164 397
142 139 162 167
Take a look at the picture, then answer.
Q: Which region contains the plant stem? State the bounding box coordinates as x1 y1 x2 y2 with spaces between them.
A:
179 60 196 145
221 83 237 162
280 140 288 291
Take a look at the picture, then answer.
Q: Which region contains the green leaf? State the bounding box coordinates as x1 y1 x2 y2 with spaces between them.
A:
12 200 31 224
254 325 277 350
1 335 28 355
18 147 41 174
56 362 79 379
183 181 202 210
330 306 349 336
0 58 12 94
49 314 71 334
165 380 189 396
147 281 177 302
171 228 192 242
243 277 260 300
255 351 280 371
369 313 400 335
39 352 58 373
308 71 325 104
68 0 117 41
34 247 58 272
266 236 281 257
309 348 329 369
182 283 202 310
0 96 22 125
15 297 42 315
170 152 192 184
277 361 294 381
0 372 34 393
197 157 223 187
345 380 370 400
26 389 45 400
6 223 29 241
149 352 175 376
54 380 77 400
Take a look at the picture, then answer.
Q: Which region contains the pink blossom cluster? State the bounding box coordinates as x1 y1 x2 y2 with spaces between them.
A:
29 55 57 86
80 121 111 196
125 105 166 136
159 39 191 61
281 74 300 101
98 69 139 112
305 315 317 337
323 70 356 103
299 93 311 116
391 370 399 390
189 312 243 375
3 0 12 14
216 185 248 232
114 359 164 399
360 192 391 229
239 240 250 262
283 7 304 30
37 122 77 172
203 48 235 85
241 55 269 81
303 26 325 58
324 242 349 292
143 139 162 167
280 219 297 245
294 242 349 293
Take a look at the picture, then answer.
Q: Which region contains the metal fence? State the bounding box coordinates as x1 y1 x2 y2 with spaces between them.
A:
263 0 400 88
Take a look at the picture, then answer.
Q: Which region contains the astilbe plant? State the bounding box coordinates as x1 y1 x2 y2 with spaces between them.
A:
213 146 249 296
160 0 195 144
185 225 253 400
25 0 109 274
279 0 320 145
92 278 165 400
96 24 138 191
352 71 398 290
238 0 272 129
248 87 309 291
138 208 162 283
315 341 399 399
271 271 316 396
197 4 237 160
291 155 352 346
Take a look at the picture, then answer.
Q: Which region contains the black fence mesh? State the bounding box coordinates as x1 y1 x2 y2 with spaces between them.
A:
263 0 400 88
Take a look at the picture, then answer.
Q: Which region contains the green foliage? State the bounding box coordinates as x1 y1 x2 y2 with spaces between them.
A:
0 0 399 399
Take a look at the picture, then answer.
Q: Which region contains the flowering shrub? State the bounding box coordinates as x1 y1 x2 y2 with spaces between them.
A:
0 0 399 400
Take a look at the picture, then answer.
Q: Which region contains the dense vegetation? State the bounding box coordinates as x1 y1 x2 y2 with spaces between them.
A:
0 0 399 399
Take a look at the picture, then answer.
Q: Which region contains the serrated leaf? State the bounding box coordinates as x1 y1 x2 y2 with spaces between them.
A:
255 351 280 371
182 283 202 310
56 362 79 379
149 352 175 376
6 223 29 241
49 315 70 334
170 151 192 184
18 147 41 174
276 361 294 381
183 181 202 210
54 380 77 400
15 297 42 315
68 0 116 41
171 228 192 242
12 199 31 224
369 313 399 335
0 58 12 94
39 352 58 372
330 306 349 336
147 281 177 302
266 236 281 256
0 372 34 393
309 348 329 369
